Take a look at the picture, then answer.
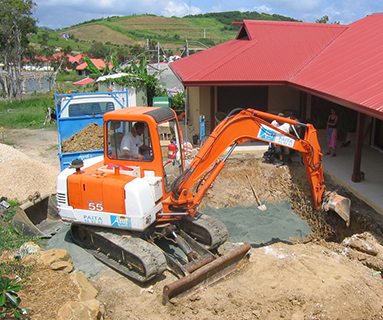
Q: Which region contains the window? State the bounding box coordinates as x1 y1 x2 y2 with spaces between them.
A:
68 101 115 117
107 120 152 161
160 119 183 193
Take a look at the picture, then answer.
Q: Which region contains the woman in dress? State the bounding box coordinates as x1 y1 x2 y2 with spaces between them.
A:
326 108 339 157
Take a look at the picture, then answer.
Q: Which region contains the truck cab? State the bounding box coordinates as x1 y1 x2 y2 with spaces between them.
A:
58 93 126 118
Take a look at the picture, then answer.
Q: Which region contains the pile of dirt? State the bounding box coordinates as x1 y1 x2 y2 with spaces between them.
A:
61 123 104 153
0 143 59 202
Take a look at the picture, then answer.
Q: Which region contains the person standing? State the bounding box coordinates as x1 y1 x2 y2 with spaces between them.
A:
273 113 291 166
326 108 339 157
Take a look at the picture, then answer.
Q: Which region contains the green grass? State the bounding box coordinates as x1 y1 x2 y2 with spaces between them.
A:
56 71 83 83
0 95 56 129
0 201 44 255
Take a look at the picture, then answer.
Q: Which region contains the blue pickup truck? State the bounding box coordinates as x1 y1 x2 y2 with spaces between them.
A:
55 90 128 170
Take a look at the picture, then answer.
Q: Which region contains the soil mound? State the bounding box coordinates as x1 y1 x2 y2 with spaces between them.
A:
61 123 104 153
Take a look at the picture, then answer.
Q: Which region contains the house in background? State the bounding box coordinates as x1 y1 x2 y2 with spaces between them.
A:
76 58 111 77
22 55 52 71
170 13 383 183
51 52 83 70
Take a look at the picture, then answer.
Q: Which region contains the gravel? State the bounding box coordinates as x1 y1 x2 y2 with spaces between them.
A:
0 143 59 202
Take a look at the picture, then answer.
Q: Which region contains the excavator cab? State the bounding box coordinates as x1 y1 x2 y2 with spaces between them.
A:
105 113 184 195
107 120 154 160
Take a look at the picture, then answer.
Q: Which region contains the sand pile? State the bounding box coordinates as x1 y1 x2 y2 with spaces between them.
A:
0 143 59 202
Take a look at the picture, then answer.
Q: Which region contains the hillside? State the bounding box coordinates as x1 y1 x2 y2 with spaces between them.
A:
31 11 299 52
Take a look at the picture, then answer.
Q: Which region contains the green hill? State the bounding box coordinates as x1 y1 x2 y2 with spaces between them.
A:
30 11 299 54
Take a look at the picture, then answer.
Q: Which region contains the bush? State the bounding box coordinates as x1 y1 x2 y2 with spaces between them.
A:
0 269 29 319
171 91 185 111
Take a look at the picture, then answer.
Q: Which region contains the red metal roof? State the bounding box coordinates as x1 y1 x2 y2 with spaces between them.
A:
292 13 383 118
170 20 346 85
170 14 383 119
73 77 95 86
50 52 78 64
76 58 112 71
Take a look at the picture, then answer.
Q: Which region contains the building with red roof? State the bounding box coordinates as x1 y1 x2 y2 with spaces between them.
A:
170 13 383 182
76 58 112 76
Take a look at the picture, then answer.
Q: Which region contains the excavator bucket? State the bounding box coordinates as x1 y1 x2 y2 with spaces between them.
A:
13 192 64 237
162 242 251 304
322 191 351 227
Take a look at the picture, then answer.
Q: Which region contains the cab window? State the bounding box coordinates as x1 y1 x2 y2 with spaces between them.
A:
159 119 183 192
107 120 152 161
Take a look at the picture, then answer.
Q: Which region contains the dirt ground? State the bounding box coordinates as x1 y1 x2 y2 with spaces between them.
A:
3 128 383 319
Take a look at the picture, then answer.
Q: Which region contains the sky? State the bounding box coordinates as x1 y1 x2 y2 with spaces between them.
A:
32 0 382 30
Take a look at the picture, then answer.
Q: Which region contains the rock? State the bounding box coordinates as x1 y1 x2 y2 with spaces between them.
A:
71 271 98 301
19 241 41 257
38 248 73 266
51 260 74 274
22 254 39 264
342 232 380 256
57 299 104 320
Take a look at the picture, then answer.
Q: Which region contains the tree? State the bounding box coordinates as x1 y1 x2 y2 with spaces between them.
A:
49 46 74 85
316 15 340 24
87 41 113 59
0 0 37 100
37 30 49 46
316 15 329 23
97 54 162 106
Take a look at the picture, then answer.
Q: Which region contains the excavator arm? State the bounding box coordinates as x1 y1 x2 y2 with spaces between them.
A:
165 108 350 226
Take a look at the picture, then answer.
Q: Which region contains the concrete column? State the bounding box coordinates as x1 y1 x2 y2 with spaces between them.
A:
352 112 365 182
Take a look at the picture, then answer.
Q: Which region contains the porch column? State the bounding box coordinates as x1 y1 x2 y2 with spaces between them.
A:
210 87 216 129
351 112 365 182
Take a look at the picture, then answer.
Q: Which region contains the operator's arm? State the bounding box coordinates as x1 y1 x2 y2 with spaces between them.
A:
122 149 144 160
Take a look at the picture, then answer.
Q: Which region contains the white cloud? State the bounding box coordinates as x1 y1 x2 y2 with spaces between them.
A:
253 5 272 13
211 5 223 12
161 1 202 17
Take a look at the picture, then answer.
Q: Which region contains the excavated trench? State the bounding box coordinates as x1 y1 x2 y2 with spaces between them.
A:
199 153 383 246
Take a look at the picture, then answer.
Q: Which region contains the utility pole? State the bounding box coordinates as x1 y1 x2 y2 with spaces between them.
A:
185 39 189 57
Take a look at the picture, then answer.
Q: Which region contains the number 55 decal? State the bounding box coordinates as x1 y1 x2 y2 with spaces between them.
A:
88 201 103 211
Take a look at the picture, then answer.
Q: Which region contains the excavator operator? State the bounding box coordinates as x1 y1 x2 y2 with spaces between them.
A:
120 122 152 160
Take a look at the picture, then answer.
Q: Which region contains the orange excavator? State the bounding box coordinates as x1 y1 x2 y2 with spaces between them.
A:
56 107 350 303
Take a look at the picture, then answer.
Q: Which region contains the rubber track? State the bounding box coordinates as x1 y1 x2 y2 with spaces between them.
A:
71 225 167 283
182 213 228 250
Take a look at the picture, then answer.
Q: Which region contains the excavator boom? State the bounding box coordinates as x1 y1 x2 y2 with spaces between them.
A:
166 108 350 226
